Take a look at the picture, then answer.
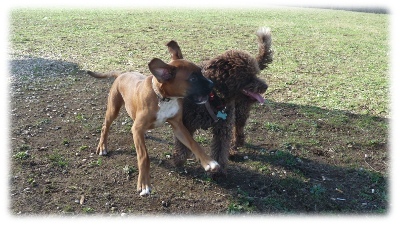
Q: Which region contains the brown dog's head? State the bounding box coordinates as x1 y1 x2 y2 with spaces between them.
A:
148 45 214 104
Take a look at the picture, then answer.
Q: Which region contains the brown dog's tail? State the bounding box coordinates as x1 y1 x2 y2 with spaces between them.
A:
255 27 273 70
87 71 121 79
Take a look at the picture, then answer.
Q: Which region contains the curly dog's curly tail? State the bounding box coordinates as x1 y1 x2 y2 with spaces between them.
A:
255 27 273 70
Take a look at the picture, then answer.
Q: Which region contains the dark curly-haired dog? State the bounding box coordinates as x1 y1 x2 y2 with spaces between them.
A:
169 27 273 174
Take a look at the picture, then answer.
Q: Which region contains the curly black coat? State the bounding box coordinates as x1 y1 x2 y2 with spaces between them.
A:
168 27 273 174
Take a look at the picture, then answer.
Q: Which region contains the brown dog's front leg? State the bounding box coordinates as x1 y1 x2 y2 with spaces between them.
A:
131 123 151 196
168 119 220 172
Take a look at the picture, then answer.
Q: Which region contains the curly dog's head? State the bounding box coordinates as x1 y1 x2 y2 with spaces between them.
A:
201 50 268 104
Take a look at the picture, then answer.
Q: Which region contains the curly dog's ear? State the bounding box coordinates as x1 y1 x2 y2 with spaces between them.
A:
166 40 183 60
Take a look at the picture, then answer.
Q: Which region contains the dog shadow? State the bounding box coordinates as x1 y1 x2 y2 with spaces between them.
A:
151 100 388 213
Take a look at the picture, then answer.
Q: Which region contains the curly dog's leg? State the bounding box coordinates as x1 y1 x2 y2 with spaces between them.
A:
210 104 235 174
173 128 195 167
231 101 252 154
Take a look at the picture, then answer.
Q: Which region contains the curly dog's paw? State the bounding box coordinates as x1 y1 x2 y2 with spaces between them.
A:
172 153 188 167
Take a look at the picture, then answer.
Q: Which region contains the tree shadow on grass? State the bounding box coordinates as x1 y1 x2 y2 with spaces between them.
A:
9 56 80 78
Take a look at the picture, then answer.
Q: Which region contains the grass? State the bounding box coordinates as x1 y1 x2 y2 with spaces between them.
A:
13 151 29 160
310 184 326 198
264 122 283 132
227 187 256 214
48 150 68 168
79 145 88 151
82 207 95 214
9 8 389 117
123 164 137 175
61 139 70 146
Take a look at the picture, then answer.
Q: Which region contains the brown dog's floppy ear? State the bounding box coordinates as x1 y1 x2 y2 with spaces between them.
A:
148 58 176 83
166 40 183 60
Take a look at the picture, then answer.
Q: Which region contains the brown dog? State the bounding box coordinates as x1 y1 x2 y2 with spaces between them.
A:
87 42 219 196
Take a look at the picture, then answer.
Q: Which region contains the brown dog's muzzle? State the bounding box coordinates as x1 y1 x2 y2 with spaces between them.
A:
186 73 214 104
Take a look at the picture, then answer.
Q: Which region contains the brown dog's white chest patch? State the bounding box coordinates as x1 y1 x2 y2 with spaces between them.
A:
153 98 180 127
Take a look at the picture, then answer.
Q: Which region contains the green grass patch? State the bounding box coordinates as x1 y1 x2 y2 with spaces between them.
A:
79 145 89 151
227 188 256 214
310 184 326 198
82 207 95 214
48 150 68 167
195 135 208 144
264 122 283 132
123 165 137 175
9 8 389 117
19 144 30 151
13 151 30 160
61 139 70 146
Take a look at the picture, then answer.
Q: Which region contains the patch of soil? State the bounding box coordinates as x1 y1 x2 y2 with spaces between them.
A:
9 66 388 215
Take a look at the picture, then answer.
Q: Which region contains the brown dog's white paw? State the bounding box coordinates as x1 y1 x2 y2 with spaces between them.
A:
96 148 107 156
205 161 220 172
139 187 151 196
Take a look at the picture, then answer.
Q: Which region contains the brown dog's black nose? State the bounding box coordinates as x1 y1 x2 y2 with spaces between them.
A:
207 79 214 90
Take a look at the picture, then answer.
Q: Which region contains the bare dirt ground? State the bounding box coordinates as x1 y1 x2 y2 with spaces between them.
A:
9 57 388 216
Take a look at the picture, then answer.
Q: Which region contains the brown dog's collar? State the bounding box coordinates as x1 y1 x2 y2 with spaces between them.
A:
152 77 171 103
205 92 227 123
205 101 219 123
209 91 226 110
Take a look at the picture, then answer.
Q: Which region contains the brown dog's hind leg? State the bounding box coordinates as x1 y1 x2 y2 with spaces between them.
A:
96 88 123 155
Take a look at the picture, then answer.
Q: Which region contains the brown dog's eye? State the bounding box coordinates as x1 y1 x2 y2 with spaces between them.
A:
189 75 198 82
